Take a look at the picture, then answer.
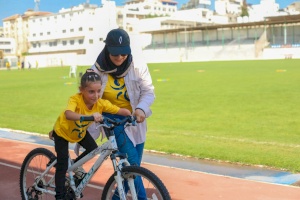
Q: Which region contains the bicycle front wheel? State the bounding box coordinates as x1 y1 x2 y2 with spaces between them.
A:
20 148 56 200
101 165 171 200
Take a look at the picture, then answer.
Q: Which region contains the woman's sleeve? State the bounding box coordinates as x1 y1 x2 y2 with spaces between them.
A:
135 62 155 117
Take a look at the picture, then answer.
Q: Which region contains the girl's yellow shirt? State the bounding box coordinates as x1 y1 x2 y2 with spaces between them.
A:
54 93 120 143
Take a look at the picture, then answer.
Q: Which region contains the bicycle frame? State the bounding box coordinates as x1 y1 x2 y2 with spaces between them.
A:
21 116 170 200
33 133 136 199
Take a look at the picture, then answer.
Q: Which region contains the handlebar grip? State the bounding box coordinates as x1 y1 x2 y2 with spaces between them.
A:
80 116 94 122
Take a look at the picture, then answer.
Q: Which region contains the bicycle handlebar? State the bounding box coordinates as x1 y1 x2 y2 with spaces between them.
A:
80 115 137 129
102 115 137 128
80 116 95 122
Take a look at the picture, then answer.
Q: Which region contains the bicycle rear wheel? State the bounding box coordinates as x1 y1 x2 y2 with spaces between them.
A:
20 148 56 200
101 165 171 200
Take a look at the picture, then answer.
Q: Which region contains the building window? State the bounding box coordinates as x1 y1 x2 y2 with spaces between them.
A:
99 38 103 41
62 30 66 33
33 33 36 37
79 27 83 31
70 29 74 32
89 27 93 31
89 39 93 44
47 32 50 35
70 40 75 45
40 33 43 36
79 39 84 44
62 41 67 45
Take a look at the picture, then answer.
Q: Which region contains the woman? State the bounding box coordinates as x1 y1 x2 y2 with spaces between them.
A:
81 28 155 199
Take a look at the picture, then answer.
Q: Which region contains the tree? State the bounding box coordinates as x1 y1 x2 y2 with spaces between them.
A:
241 0 249 17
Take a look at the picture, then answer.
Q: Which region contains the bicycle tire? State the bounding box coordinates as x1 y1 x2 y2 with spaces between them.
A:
101 165 171 200
20 148 56 200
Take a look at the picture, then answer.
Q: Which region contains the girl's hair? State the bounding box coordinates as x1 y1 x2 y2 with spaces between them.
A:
80 70 101 88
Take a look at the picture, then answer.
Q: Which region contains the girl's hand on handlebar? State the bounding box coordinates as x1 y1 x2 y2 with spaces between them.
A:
93 112 103 122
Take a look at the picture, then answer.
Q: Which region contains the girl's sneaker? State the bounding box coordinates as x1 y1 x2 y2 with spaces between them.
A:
74 166 86 180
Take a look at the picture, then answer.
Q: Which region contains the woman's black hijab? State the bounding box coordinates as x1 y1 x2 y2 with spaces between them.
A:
94 46 133 79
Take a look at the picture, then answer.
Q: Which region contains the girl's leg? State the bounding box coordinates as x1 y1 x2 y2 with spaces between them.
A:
74 131 98 162
53 131 69 199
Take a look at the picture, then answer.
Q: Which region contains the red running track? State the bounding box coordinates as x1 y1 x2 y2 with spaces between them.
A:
1 138 300 200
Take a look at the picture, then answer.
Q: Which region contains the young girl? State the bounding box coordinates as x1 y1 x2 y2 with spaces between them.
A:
49 70 131 200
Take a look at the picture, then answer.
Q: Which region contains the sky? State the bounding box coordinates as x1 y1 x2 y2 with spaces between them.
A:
0 0 297 26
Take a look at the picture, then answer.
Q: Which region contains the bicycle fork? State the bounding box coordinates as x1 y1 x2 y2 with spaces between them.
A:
111 154 138 200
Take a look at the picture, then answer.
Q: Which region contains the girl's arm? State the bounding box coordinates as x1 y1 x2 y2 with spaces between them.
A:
116 108 131 116
65 110 81 121
65 110 103 122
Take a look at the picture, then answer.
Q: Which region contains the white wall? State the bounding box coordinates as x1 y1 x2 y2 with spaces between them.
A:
142 43 257 63
263 47 300 59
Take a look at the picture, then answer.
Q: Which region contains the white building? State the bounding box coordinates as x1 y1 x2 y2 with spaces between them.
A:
215 0 243 15
285 1 300 15
0 37 16 55
214 0 244 24
2 10 52 57
136 0 213 33
180 0 211 10
248 0 280 22
0 26 4 37
0 37 17 67
26 2 118 67
2 0 299 66
116 0 178 33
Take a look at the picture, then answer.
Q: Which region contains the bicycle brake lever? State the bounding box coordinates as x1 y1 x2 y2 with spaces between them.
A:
95 124 103 130
95 123 111 129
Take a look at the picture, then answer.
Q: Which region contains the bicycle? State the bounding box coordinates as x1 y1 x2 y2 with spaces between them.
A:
19 115 171 200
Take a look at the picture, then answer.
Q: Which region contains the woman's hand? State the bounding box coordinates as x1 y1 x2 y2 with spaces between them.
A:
133 108 146 123
93 112 103 122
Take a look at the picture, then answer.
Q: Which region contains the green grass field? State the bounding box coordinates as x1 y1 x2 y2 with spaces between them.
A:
1 59 300 172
